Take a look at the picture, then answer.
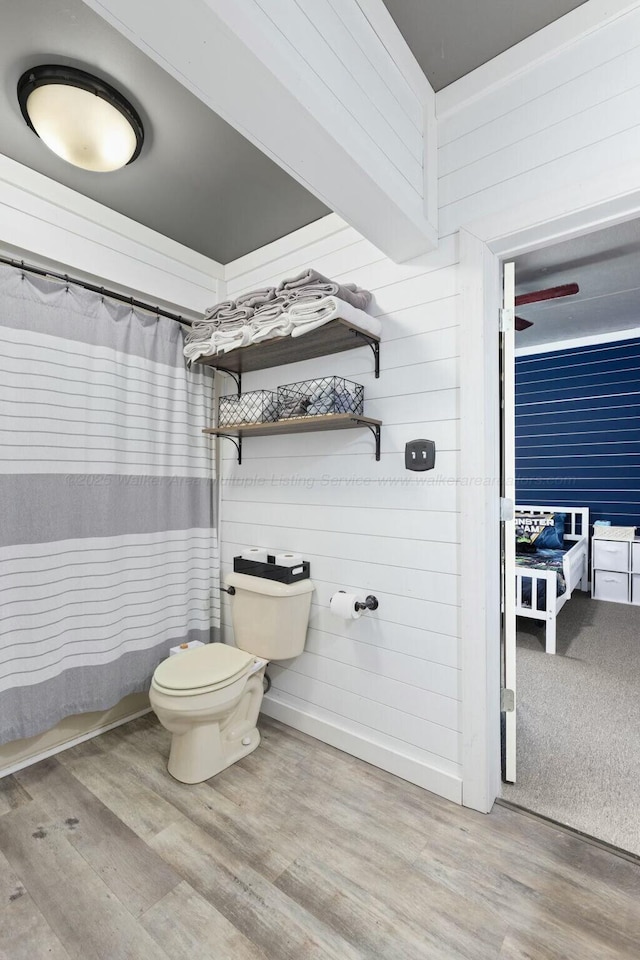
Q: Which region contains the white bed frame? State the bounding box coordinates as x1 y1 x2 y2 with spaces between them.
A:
514 505 590 654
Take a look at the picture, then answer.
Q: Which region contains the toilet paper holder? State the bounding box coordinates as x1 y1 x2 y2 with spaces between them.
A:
355 595 379 612
335 591 378 612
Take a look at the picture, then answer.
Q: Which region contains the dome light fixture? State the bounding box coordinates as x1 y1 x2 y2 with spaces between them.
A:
17 65 144 172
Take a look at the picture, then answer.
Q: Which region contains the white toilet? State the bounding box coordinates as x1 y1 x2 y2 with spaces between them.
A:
149 572 314 783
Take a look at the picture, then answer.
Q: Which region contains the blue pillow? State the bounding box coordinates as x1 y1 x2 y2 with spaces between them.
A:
516 512 566 552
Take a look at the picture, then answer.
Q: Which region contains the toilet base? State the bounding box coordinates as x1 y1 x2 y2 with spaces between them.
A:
167 723 261 783
158 667 267 784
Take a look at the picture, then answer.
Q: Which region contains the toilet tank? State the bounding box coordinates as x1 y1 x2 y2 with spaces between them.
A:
225 572 314 660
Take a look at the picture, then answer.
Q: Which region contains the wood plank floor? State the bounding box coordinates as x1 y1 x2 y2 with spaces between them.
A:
1 715 639 960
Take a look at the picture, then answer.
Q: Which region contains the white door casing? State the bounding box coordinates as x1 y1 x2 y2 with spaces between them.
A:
458 229 502 813
501 262 516 784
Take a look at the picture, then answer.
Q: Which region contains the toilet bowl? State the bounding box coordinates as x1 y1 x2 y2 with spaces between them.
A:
150 573 314 783
150 644 267 783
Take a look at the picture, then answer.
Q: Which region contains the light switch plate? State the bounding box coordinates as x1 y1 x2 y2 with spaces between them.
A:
405 439 436 471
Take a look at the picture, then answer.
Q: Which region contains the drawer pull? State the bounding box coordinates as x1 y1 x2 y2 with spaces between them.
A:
604 578 620 583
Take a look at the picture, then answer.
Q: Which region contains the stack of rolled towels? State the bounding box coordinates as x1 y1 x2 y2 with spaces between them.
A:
183 268 379 363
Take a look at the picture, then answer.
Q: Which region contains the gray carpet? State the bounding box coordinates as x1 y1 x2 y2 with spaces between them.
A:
501 591 640 855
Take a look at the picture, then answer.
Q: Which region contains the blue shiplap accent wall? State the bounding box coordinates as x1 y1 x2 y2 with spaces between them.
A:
515 336 640 527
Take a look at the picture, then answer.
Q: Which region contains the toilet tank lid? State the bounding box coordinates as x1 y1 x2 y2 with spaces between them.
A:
225 572 314 597
153 643 254 691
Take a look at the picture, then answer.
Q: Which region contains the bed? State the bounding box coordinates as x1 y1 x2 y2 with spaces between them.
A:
514 505 589 654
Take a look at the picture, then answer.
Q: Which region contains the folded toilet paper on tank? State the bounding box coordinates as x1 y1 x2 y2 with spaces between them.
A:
241 547 269 562
274 552 303 568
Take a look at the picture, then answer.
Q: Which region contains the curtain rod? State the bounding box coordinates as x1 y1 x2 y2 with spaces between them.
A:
0 254 194 327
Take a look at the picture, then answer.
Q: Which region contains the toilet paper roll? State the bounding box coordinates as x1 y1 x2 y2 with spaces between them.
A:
330 591 361 620
275 552 303 568
241 546 269 563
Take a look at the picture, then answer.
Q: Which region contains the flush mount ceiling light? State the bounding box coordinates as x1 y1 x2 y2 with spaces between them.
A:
17 65 144 172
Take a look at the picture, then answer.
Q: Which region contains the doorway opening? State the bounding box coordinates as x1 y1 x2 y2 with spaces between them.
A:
499 218 640 855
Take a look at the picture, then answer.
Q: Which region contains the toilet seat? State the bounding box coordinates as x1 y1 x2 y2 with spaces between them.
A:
152 643 255 696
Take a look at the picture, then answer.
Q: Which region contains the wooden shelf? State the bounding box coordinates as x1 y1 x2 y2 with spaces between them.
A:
203 413 381 463
193 318 379 380
197 318 382 462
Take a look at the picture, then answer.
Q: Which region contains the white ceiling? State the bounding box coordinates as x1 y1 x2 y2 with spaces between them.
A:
514 218 640 347
0 0 595 263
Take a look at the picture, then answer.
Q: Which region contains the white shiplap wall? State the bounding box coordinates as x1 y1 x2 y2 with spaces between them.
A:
437 2 640 238
220 215 461 802
217 2 640 807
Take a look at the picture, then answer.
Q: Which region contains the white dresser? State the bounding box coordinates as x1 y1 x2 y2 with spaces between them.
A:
592 536 640 604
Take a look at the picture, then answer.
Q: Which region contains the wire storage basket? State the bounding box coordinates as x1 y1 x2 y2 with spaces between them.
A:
277 377 364 420
218 390 279 426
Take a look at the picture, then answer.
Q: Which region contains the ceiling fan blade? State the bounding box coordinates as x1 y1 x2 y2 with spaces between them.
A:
515 315 534 331
515 282 579 307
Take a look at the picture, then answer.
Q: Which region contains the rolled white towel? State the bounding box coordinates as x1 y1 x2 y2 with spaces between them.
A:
250 315 293 343
217 334 252 354
288 296 381 339
277 269 371 310
283 290 326 304
183 324 252 361
185 322 217 343
214 306 255 322
184 340 218 361
184 339 221 361
235 287 276 309
219 326 251 341
250 295 291 324
203 299 236 320
185 316 246 345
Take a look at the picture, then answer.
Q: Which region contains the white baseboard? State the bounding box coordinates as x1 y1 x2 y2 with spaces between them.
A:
0 707 152 780
260 694 462 805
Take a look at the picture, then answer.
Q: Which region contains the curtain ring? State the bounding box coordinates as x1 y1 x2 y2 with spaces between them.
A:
20 259 25 279
100 286 105 302
64 273 69 293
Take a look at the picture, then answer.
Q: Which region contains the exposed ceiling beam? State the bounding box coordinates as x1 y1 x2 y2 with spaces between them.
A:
80 0 438 263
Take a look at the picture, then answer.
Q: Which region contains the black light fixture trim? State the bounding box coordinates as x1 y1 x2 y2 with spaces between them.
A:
17 64 144 165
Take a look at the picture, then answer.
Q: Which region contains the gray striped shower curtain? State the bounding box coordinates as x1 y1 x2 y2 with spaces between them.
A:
0 263 218 744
